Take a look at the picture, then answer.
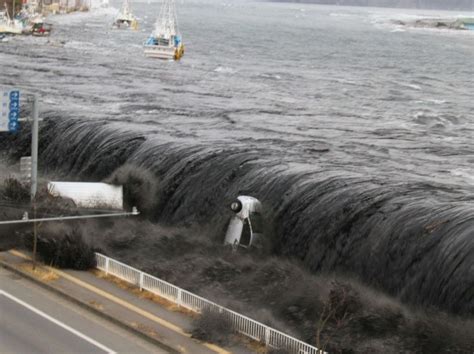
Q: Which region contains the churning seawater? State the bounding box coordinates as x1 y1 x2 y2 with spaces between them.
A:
1 1 473 314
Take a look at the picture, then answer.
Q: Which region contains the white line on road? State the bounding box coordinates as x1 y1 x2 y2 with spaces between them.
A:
0 290 117 354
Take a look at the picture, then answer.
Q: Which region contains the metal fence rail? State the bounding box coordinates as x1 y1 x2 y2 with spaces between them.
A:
95 253 324 354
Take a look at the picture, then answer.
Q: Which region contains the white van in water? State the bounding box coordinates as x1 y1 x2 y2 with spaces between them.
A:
224 196 263 249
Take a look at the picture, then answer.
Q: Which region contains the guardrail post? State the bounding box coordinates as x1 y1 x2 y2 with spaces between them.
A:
265 327 270 346
139 272 144 291
177 289 182 308
105 258 109 275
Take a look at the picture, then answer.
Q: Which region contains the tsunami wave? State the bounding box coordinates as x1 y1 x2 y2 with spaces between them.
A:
2 117 472 316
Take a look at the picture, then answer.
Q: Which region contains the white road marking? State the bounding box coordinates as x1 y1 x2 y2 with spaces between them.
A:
0 290 117 354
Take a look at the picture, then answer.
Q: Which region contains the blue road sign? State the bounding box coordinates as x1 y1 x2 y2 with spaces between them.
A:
9 100 19 110
8 120 19 132
0 89 21 132
9 110 18 120
10 91 20 100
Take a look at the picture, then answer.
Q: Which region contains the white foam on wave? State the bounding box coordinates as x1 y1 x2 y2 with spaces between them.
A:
427 98 446 105
64 40 98 51
390 28 406 33
398 82 422 91
450 169 474 184
329 13 354 18
335 78 359 86
214 66 236 74
258 73 282 80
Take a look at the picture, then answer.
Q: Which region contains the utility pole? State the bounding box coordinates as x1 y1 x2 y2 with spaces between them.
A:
32 202 37 269
31 95 39 270
31 95 39 201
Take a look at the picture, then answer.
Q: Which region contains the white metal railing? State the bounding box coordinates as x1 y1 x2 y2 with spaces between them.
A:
95 253 325 354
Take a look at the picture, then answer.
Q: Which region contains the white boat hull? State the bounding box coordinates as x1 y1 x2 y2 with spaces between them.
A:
0 25 22 34
144 45 178 59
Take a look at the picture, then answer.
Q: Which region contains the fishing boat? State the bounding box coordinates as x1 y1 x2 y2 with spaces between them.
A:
31 19 52 36
0 3 22 34
16 3 48 35
113 0 137 30
143 0 184 60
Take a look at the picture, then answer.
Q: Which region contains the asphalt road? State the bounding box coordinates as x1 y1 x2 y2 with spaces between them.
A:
0 267 169 354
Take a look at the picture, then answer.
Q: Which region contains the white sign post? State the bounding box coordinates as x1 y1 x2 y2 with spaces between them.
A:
2 89 40 269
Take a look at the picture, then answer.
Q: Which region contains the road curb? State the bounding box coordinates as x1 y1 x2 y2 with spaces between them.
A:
0 259 180 354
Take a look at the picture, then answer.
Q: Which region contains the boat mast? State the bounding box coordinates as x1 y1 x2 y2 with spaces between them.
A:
121 0 130 16
3 1 11 21
155 0 178 37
